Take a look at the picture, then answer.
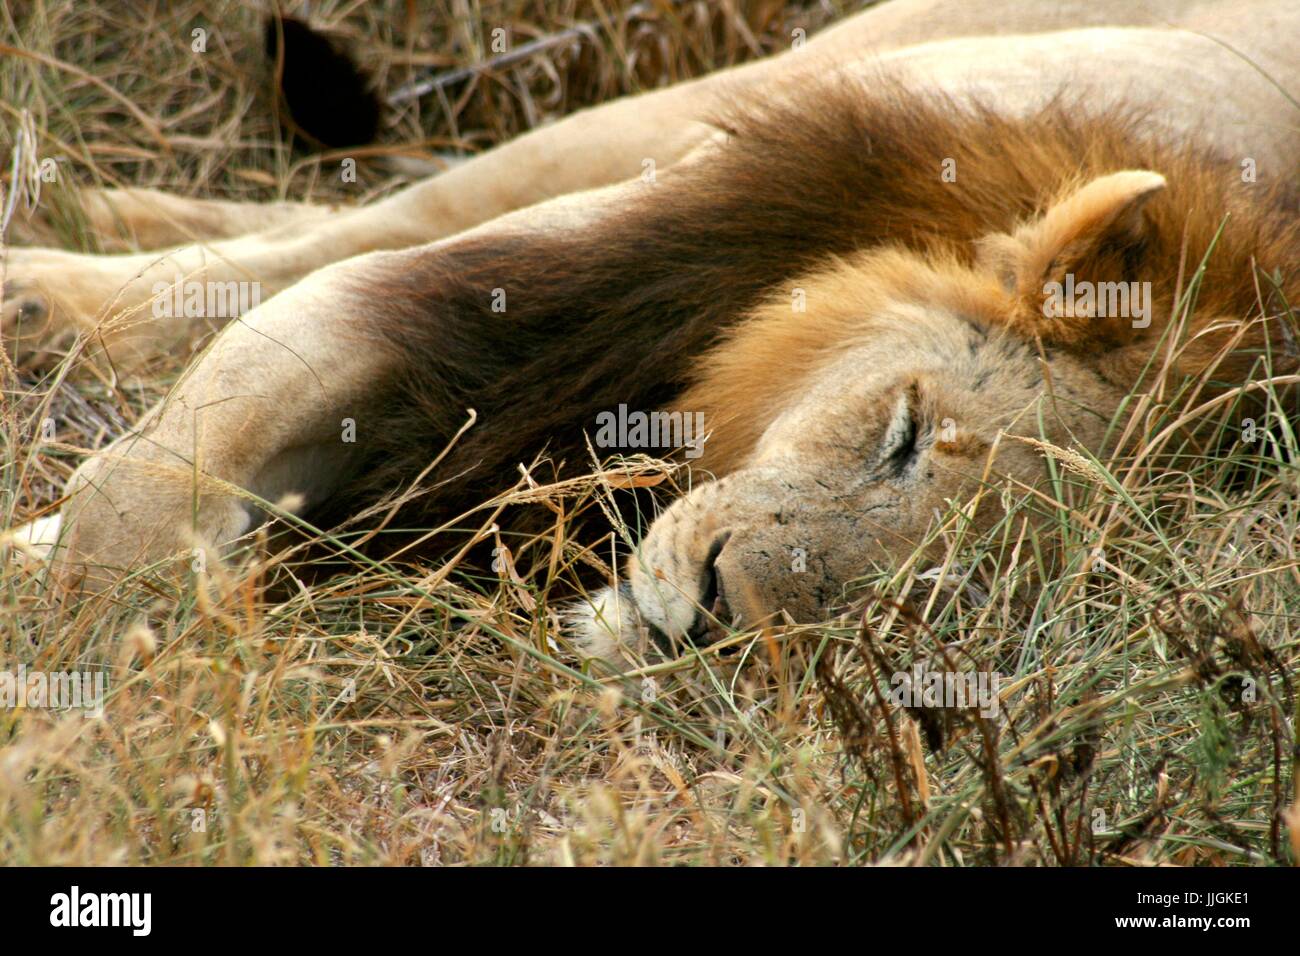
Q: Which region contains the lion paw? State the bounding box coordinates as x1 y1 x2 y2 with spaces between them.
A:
2 248 99 363
1 247 164 368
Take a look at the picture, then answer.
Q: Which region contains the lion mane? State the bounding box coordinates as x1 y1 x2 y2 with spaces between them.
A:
341 79 1300 542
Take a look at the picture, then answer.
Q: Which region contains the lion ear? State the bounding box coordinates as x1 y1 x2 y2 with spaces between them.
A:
976 170 1166 344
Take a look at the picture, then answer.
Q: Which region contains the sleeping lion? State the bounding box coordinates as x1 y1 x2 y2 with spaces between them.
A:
4 0 1299 668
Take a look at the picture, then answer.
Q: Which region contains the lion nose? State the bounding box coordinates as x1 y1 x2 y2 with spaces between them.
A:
687 533 733 643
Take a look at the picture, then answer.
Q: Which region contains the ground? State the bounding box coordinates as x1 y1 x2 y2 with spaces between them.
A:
1 0 1296 866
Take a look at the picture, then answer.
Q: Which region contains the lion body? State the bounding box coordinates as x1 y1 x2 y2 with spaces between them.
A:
5 0 1300 664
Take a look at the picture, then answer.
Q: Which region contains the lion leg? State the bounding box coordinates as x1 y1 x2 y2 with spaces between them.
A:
41 171 654 585
10 186 336 252
46 254 386 586
0 56 744 371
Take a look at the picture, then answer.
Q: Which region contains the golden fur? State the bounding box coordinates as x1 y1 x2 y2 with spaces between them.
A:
679 95 1299 478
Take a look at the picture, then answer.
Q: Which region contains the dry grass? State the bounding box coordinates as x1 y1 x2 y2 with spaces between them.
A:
1 0 1297 866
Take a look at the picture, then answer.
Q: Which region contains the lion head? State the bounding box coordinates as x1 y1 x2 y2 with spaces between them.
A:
569 169 1287 664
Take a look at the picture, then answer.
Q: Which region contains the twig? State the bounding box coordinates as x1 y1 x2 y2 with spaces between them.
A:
387 1 662 105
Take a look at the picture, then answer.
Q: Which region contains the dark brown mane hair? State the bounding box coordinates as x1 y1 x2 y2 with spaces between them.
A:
336 77 1300 552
